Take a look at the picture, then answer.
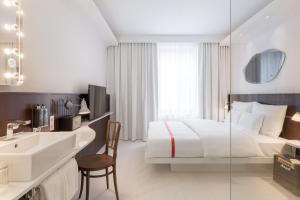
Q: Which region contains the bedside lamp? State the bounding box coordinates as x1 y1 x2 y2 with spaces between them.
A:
292 112 300 122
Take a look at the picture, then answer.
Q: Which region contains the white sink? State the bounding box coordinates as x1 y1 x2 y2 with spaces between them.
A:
0 132 76 182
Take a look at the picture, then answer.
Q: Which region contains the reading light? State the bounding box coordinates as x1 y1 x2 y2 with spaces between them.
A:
65 98 91 115
78 99 91 115
292 112 300 122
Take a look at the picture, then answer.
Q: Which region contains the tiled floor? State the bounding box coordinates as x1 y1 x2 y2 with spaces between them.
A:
79 141 300 200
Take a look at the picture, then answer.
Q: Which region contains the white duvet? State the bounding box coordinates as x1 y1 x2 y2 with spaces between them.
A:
146 119 264 158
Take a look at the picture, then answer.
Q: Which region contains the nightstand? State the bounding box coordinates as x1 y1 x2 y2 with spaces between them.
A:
273 141 300 196
286 140 300 159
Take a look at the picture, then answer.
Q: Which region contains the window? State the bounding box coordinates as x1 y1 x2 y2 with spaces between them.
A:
157 43 199 119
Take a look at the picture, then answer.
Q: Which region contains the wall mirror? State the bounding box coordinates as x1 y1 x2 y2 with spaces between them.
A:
244 49 286 84
0 0 24 86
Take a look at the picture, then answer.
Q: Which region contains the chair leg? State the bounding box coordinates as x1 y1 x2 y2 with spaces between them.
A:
86 171 90 200
79 171 84 199
113 165 119 200
105 167 109 189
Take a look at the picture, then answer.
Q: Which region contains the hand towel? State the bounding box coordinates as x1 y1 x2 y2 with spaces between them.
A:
40 167 65 200
40 158 78 200
61 158 78 200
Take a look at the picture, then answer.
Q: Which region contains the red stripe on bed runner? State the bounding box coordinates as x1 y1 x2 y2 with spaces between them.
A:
164 122 175 158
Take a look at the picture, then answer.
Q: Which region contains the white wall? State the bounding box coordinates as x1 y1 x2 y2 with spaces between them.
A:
231 0 300 94
0 0 117 93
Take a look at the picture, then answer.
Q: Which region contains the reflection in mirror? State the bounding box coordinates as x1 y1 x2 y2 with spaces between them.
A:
0 0 24 86
244 49 285 84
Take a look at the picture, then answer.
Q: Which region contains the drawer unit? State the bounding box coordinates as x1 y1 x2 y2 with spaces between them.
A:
273 154 300 196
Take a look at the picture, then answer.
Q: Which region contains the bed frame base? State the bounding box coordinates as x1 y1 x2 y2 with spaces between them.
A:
145 157 274 172
170 163 273 172
145 157 274 165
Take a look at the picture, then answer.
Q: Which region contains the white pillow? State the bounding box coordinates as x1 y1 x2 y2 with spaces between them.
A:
252 102 287 137
231 101 254 112
224 110 242 124
238 112 264 134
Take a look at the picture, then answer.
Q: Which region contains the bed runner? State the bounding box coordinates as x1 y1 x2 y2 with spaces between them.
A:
164 121 175 158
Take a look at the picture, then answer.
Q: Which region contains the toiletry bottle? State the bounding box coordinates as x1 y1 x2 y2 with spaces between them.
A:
37 105 43 127
6 123 14 140
32 104 40 128
42 104 48 126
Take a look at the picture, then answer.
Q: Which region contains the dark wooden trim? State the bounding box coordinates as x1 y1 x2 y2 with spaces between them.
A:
230 93 300 140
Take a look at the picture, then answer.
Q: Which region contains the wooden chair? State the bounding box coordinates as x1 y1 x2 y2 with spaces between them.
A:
77 120 121 200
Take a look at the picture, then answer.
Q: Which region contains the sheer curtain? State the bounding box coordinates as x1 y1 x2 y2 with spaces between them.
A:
157 43 199 120
199 43 230 121
106 43 158 141
158 43 230 121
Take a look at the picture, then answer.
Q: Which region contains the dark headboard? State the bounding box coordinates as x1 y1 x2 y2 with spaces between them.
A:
230 93 300 140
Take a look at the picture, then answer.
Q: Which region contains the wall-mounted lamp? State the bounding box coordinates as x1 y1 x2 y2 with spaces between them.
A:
65 98 90 115
292 112 300 122
224 103 230 112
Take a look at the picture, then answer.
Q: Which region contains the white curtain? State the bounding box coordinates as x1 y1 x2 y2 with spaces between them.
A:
157 43 199 120
106 43 158 141
219 45 231 120
199 43 230 121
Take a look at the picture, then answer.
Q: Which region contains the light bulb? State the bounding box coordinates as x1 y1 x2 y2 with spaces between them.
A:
12 48 18 55
3 0 18 7
7 58 17 68
4 72 13 79
3 48 11 55
3 0 12 7
3 24 18 31
19 53 24 59
3 48 18 55
16 31 24 37
16 10 24 16
4 24 10 30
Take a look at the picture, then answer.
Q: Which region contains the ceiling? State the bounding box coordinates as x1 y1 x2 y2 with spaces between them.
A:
94 0 273 37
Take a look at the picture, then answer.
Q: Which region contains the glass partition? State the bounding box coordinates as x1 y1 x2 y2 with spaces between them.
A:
230 0 300 199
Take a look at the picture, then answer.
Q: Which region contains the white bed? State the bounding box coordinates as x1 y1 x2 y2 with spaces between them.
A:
145 119 287 164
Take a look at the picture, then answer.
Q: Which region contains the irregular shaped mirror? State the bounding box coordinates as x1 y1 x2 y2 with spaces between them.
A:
244 49 285 84
0 0 24 86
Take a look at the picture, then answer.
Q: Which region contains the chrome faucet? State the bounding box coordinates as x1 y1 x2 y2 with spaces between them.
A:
6 120 31 140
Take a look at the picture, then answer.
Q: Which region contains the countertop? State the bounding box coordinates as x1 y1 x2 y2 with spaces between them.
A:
0 126 96 200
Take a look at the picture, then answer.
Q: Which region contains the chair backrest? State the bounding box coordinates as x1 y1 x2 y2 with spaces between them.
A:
105 120 121 160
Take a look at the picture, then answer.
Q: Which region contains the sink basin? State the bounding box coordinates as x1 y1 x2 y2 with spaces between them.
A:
0 132 76 182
